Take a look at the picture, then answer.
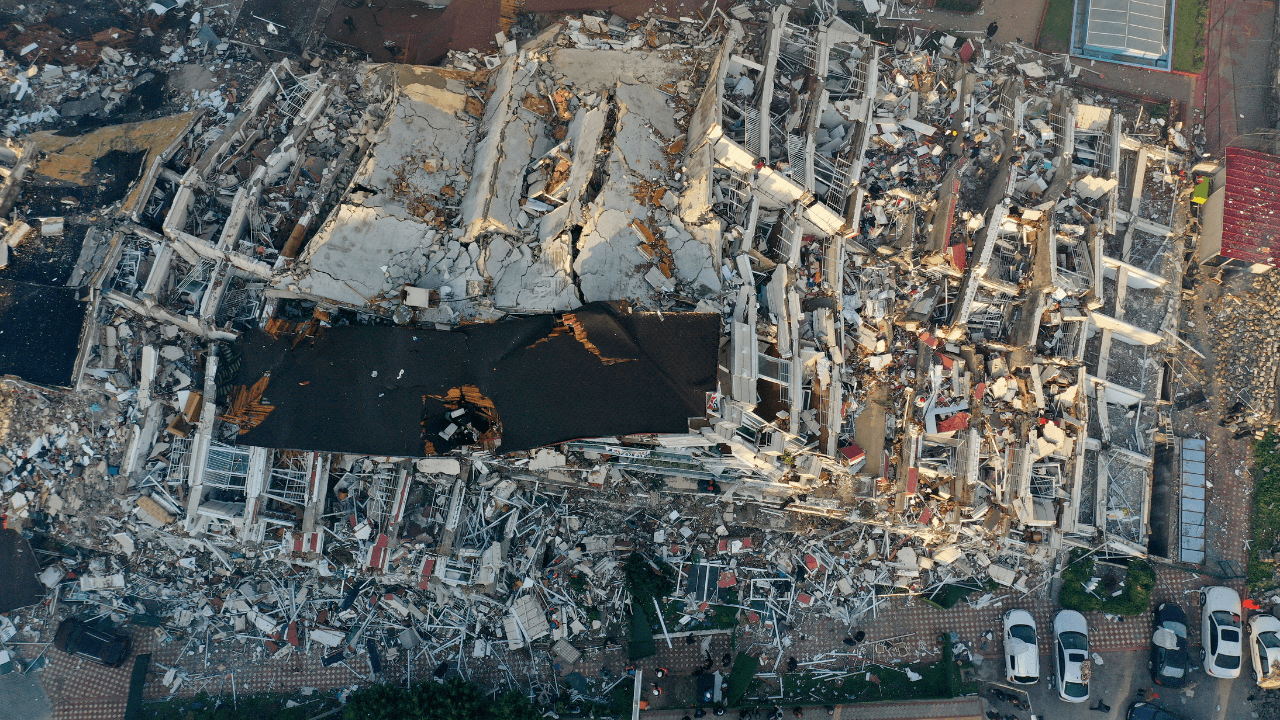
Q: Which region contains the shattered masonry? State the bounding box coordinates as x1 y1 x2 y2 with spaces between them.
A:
0 0 1205 707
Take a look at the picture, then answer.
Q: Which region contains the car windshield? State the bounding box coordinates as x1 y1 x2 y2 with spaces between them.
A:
1212 610 1241 628
1010 624 1036 644
1262 632 1280 649
1161 620 1187 637
1222 629 1241 643
1215 653 1241 670
1014 675 1037 684
1159 663 1186 678
77 634 109 656
1059 631 1088 650
1064 681 1088 698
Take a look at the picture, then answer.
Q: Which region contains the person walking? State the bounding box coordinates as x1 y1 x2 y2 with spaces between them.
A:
986 21 998 40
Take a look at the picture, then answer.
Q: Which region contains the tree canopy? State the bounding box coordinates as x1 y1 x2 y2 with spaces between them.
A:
344 678 541 720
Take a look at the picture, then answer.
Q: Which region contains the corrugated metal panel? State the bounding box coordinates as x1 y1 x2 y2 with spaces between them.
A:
1179 438 1207 564
1222 148 1280 264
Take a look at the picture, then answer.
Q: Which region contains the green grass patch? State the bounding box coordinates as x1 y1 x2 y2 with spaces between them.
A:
1172 0 1207 73
1037 0 1075 54
726 653 761 705
934 0 982 11
779 661 954 704
1249 432 1280 587
1059 548 1156 615
608 679 636 716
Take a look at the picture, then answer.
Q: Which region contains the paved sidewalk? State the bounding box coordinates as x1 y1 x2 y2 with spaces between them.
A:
1202 0 1276 154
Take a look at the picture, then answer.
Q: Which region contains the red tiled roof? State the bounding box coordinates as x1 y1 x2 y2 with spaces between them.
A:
1222 147 1280 264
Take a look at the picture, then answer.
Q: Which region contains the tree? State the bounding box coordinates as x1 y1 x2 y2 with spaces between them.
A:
1058 549 1155 615
489 690 541 720
623 553 675 610
345 683 412 720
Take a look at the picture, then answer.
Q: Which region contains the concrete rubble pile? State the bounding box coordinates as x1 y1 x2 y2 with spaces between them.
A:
0 0 1199 698
1208 270 1280 434
0 0 279 135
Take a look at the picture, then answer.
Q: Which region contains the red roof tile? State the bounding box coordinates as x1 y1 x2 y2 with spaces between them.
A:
1223 148 1280 264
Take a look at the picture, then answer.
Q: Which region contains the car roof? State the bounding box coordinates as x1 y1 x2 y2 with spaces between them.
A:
1253 614 1280 633
1204 586 1240 611
1008 636 1037 666
1061 651 1086 683
1155 603 1186 624
1152 627 1180 650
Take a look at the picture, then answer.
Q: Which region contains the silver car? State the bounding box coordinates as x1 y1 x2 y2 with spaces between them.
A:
1054 609 1090 702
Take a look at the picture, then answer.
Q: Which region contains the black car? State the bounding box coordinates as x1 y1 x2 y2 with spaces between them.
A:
1149 602 1190 687
53 618 131 667
1126 702 1192 720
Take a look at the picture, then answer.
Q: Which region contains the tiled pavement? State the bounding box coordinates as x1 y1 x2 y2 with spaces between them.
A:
37 634 135 720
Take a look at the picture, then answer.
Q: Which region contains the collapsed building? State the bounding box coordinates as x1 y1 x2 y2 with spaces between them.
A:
0 2 1200 698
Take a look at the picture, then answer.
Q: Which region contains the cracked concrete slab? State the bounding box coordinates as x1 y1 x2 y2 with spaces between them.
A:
546 48 691 94
614 99 671 179
291 203 440 305
574 205 652 303
353 64 476 205
488 236 580 311
670 217 723 295
539 105 608 242
616 84 678 140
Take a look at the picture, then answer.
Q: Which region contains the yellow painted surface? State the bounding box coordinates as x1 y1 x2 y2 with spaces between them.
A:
26 112 197 211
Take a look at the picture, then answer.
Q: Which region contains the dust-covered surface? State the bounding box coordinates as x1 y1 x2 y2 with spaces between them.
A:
0 3 1263 720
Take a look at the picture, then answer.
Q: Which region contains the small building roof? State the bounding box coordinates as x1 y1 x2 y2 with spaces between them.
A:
1222 147 1280 265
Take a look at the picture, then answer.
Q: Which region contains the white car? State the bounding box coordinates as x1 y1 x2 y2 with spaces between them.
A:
1200 586 1243 678
1004 609 1039 684
1053 610 1090 702
1249 613 1280 688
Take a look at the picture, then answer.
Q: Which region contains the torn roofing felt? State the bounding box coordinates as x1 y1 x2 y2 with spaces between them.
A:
0 529 43 613
231 302 720 456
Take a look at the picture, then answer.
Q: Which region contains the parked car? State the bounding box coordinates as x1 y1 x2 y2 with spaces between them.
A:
1200 586 1243 679
1248 613 1280 688
1149 602 1190 687
1126 701 1193 720
1054 610 1090 703
1003 609 1039 684
53 618 131 667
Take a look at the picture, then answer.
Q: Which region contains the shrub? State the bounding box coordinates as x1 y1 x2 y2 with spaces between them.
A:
1059 549 1154 615
623 553 676 610
1249 431 1280 588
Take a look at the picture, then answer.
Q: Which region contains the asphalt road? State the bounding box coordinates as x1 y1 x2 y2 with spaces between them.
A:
979 649 1255 720
0 671 52 720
